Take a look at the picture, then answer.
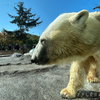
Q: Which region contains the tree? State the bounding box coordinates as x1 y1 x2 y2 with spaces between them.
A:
93 6 100 10
0 29 23 50
8 2 42 32
4 2 42 53
26 34 39 48
0 30 8 47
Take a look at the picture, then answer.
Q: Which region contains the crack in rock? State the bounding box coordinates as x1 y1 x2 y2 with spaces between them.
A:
0 64 58 76
0 55 32 66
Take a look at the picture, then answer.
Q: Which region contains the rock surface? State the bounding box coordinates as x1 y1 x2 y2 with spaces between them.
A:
0 55 100 100
11 53 22 57
0 54 31 66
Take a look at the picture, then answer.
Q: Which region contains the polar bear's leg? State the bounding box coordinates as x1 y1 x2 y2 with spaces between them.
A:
87 65 99 83
93 54 100 81
60 61 86 98
87 55 99 83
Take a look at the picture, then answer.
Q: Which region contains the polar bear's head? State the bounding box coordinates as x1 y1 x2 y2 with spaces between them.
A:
31 10 100 65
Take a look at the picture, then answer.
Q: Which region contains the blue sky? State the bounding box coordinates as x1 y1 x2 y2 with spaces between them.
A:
0 0 100 36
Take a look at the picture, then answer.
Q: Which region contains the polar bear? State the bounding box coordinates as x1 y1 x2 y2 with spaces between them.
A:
31 10 100 98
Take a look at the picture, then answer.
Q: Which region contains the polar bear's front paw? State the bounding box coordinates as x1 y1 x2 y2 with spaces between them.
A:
60 88 76 99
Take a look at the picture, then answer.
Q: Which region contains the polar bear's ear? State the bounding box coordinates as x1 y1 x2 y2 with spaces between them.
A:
69 10 89 25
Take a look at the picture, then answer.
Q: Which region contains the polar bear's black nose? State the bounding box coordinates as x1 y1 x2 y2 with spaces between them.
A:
31 56 37 63
31 59 35 63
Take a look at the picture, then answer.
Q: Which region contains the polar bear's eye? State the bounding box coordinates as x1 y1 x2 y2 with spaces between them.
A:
41 39 45 44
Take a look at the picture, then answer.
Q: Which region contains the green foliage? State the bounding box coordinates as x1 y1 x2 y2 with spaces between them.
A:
4 2 42 53
26 34 39 48
0 30 39 50
6 1 42 41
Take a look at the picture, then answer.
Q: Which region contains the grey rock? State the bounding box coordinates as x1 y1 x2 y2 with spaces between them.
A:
0 54 31 66
0 55 100 100
0 63 99 100
11 53 22 57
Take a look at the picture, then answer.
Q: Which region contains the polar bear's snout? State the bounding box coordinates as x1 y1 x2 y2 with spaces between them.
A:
31 43 48 65
31 57 48 65
31 56 37 63
31 54 48 65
